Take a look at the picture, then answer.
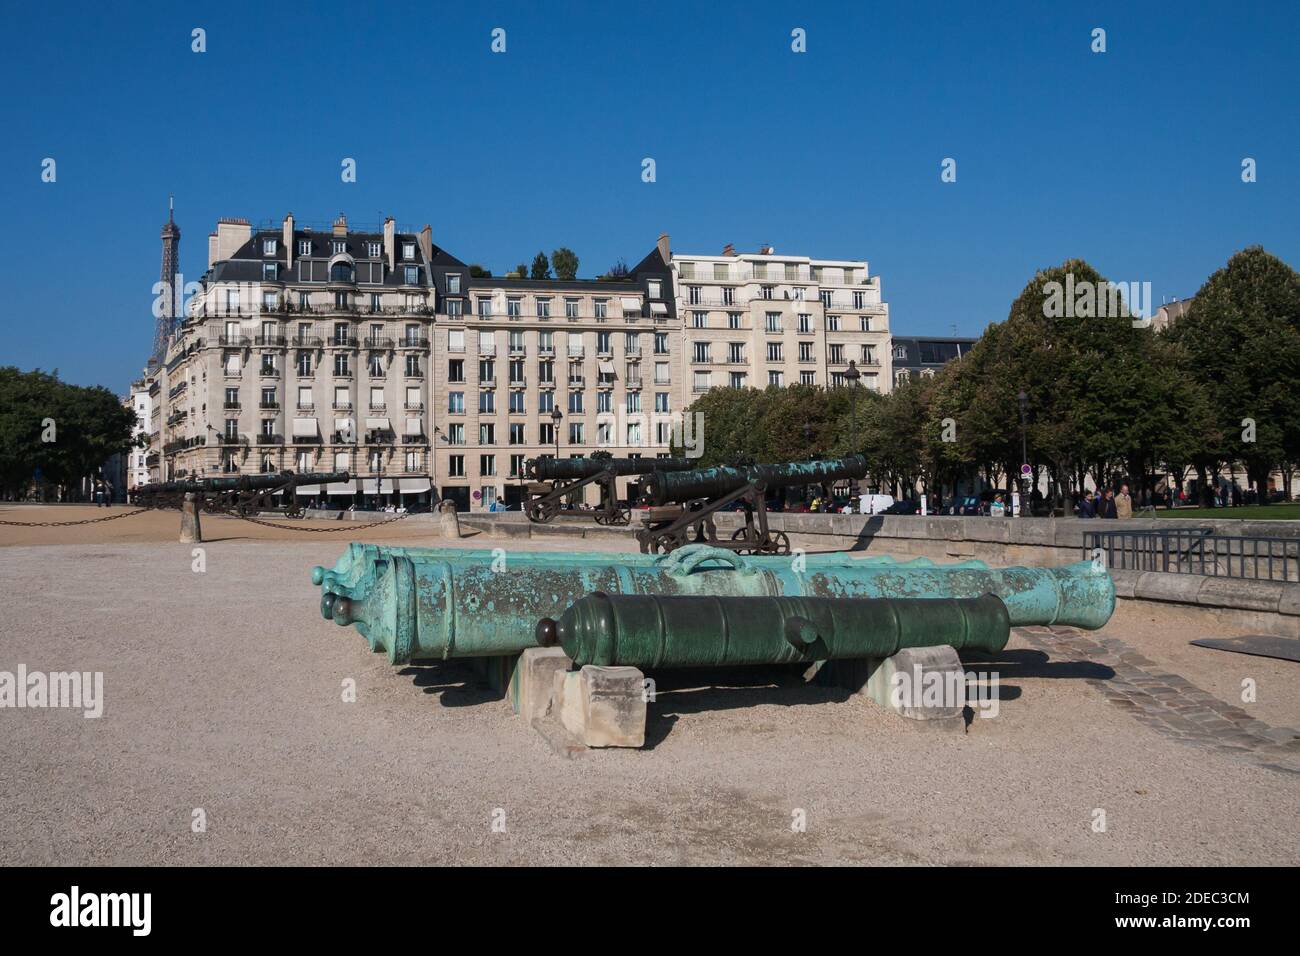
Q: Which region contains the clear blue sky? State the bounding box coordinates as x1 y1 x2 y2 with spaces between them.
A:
2 1 1296 391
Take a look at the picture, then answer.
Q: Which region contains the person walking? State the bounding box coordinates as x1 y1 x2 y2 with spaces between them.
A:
1115 483 1133 519
1076 490 1096 518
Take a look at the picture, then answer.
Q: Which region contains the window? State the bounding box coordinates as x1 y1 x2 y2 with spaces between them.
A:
448 359 464 383
509 330 525 352
692 311 707 329
446 298 464 318
261 386 277 407
728 313 742 330
625 332 640 354
448 392 464 414
331 240 347 255
765 313 782 332
539 422 556 445
369 386 384 409
406 385 422 408
297 386 312 408
827 315 841 332
448 329 465 352
402 242 416 260
297 451 313 471
798 313 812 333
263 238 277 256
768 370 784 386
647 279 662 299
509 391 525 414
333 322 351 345
766 342 783 362
860 316 872 332
565 298 580 319
728 343 745 364
729 372 747 388
330 262 354 283
405 355 421 376
893 345 908 360
479 423 495 445
597 331 612 354
693 342 711 364
297 239 311 256
405 450 422 471
654 392 670 413
626 421 642 445
536 298 551 319
479 359 495 382
798 342 813 362
654 332 668 354
509 359 525 384
507 297 522 318
333 354 350 376
538 361 554 385
654 362 670 384
656 421 673 444
226 289 241 314
446 274 461 294
478 298 492 318
568 422 584 444
224 387 239 408
448 455 465 477
333 385 349 407
819 290 833 308
688 286 701 305
713 263 729 281
479 391 495 414
509 423 525 445
447 423 465 445
224 418 239 439
369 354 384 376
853 291 865 309
538 391 554 413
510 454 526 478
594 299 608 319
261 354 277 375
800 371 816 385
334 452 351 472
596 391 612 413
596 421 612 444
693 371 711 392
862 344 875 364
568 391 583 414
404 266 419 285
722 287 734 306
263 263 278 281
367 241 381 258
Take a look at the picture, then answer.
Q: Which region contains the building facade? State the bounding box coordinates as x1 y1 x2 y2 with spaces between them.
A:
155 217 892 510
889 336 976 387
671 245 892 395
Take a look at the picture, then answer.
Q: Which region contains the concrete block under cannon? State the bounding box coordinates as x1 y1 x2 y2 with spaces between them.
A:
535 592 1011 669
311 543 1115 665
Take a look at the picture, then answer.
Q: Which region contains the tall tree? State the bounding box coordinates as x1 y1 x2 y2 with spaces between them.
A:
530 252 552 280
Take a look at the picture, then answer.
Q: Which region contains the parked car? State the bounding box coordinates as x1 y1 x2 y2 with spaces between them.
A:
882 499 921 515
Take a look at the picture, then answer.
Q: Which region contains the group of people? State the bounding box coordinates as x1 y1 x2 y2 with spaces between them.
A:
1075 484 1134 519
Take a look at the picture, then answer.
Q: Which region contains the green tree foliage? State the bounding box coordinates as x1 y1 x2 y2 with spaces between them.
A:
530 252 552 280
551 248 579 281
468 264 492 278
0 367 140 497
1167 246 1300 500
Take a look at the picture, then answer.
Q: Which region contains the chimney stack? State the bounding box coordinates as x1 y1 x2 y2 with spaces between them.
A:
283 213 295 268
418 224 433 266
383 218 396 272
332 213 348 237
721 242 736 257
656 233 671 263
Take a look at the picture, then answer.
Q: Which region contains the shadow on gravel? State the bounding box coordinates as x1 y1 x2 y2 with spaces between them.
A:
398 660 502 707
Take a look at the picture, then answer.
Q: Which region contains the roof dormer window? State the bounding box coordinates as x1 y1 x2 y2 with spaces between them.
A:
331 239 347 255
262 238 277 256
366 241 381 258
297 239 311 256
402 242 417 261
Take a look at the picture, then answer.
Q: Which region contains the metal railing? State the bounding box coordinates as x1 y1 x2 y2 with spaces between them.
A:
1084 528 1300 582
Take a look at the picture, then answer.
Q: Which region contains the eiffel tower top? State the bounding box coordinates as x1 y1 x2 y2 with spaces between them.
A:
161 195 180 239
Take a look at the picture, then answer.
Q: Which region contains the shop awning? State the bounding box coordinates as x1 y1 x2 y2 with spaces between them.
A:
620 296 641 310
365 417 392 431
295 485 320 495
334 418 354 439
405 417 423 436
292 417 318 438
324 482 354 495
398 478 431 493
598 360 616 375
650 302 668 315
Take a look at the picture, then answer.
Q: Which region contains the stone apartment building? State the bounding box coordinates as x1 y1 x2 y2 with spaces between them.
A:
154 216 890 510
671 245 892 396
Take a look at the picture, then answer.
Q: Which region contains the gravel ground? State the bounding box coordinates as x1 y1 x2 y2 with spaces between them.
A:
1 510 1297 866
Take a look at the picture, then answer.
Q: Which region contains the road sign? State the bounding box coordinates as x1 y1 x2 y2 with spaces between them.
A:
1020 464 1032 478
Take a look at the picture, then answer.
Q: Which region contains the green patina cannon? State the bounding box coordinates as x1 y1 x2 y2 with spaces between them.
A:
524 453 696 526
136 470 350 517
635 455 869 555
312 543 1114 665
535 592 1011 668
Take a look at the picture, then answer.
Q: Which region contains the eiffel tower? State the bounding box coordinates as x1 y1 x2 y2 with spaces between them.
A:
151 196 181 365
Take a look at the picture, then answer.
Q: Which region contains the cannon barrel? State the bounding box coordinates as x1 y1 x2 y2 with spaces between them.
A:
526 455 696 481
639 455 868 506
537 592 1010 667
311 543 1114 665
138 470 349 496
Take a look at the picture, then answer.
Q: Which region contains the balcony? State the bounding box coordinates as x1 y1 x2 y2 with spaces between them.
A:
507 378 527 388
168 382 188 400
256 434 284 445
222 401 241 410
478 345 496 356
398 337 428 349
479 378 497 389
403 368 424 379
217 434 245 445
538 347 555 357
296 402 314 411
332 368 353 379
223 369 242 379
332 401 353 410
568 376 585 387
567 347 585 359
691 357 713 365
255 335 286 347
624 347 641 357
597 378 615 390
369 402 387 411
219 335 251 347
364 336 393 349
259 401 280 409
292 336 323 348
259 366 280 377
626 378 643 389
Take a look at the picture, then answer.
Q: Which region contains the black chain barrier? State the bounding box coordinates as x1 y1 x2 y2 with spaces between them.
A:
0 507 155 527
0 505 416 533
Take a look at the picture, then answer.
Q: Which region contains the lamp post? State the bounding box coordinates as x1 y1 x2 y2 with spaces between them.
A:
844 361 861 508
1017 389 1030 518
550 407 563 461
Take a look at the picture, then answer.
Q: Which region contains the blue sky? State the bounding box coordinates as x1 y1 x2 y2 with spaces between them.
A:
2 1 1296 391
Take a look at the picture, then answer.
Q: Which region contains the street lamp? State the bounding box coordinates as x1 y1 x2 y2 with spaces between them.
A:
844 361 861 507
1017 389 1030 518
550 407 563 461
